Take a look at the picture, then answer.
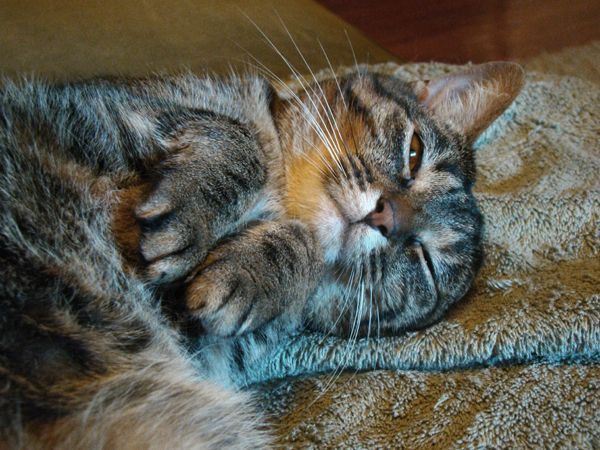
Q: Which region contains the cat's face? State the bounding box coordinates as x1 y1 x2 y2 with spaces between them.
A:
278 63 524 336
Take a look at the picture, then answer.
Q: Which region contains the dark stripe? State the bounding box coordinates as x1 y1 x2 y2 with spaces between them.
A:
201 178 236 208
369 75 419 129
222 167 251 193
435 160 463 180
379 252 389 281
270 233 298 274
138 211 173 233
115 321 153 353
260 239 281 268
231 340 246 372
420 246 437 284
214 277 241 313
241 152 265 181
340 155 354 180
377 302 406 323
445 186 463 197
56 283 108 329
369 253 379 284
356 153 374 184
343 85 371 123
157 108 233 136
233 303 254 336
342 80 377 138
446 236 472 256
370 75 402 105
348 154 366 190
253 329 269 347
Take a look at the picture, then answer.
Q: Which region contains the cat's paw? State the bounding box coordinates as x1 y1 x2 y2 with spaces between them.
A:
185 256 273 337
135 178 210 284
184 221 323 337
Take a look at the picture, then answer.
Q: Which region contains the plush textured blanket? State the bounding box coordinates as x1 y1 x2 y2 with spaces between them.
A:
247 45 600 448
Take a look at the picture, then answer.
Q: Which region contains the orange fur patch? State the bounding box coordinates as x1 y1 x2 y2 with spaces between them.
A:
283 106 369 223
111 183 151 271
284 150 328 222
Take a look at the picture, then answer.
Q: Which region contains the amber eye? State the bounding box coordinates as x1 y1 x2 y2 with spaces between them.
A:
408 133 423 177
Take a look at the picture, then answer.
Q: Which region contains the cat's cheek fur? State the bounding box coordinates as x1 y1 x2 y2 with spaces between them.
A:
311 198 346 264
412 165 463 196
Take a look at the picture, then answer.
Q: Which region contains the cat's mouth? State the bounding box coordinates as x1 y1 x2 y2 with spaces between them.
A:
315 193 387 265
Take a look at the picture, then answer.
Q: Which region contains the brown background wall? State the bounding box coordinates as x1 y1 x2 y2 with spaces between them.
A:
317 0 600 63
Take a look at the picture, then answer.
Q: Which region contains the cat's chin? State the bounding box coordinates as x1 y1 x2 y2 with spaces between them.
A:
313 209 387 266
340 222 387 262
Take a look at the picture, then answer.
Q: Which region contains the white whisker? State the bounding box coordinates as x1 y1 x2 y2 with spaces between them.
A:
344 29 362 82
275 15 350 166
366 279 373 345
237 54 340 178
317 39 348 110
319 267 365 399
317 38 366 169
306 266 360 406
242 13 346 176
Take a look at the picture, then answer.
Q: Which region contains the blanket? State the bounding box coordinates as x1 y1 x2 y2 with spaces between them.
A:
248 44 600 448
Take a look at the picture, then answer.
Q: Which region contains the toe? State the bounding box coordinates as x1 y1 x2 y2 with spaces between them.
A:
139 226 192 262
134 198 172 221
144 247 199 284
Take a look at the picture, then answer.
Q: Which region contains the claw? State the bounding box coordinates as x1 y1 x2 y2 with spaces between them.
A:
135 201 172 221
140 229 190 262
185 261 263 337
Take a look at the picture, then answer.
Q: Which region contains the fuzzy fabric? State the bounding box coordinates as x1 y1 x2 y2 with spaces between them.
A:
246 44 600 448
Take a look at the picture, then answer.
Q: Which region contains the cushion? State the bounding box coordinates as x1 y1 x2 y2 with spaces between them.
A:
0 0 395 80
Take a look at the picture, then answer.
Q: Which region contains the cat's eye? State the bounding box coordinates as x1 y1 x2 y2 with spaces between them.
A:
408 133 423 177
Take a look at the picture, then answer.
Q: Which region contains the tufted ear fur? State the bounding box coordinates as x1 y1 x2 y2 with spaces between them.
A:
411 62 525 142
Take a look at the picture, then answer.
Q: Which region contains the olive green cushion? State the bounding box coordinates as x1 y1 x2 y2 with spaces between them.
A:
0 0 396 80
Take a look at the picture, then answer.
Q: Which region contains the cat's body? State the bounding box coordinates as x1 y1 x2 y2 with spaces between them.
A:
0 63 523 448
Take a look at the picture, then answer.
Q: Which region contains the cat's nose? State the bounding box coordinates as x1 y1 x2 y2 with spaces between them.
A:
364 198 395 237
364 197 413 237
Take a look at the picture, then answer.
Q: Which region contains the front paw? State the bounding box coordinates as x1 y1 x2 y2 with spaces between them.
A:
135 179 210 284
184 221 324 337
185 258 271 337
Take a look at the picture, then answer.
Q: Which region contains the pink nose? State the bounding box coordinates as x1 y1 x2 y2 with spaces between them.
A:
364 198 395 236
364 197 414 237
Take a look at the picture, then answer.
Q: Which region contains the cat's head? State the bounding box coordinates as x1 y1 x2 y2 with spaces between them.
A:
275 62 524 336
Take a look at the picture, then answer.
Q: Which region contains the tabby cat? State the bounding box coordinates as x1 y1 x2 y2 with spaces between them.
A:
0 62 523 448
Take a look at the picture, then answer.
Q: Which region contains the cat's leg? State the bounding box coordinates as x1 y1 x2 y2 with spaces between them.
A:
184 220 324 337
10 331 271 449
4 290 270 449
0 148 269 449
52 80 278 286
4 79 273 286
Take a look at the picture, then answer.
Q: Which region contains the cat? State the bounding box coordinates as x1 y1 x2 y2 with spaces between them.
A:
0 61 523 449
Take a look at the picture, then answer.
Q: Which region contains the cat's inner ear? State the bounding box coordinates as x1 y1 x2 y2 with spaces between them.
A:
412 62 525 142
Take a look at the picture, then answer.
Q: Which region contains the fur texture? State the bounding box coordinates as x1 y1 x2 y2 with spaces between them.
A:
0 63 523 448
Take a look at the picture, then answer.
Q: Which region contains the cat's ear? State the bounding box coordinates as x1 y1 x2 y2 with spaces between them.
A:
411 62 524 142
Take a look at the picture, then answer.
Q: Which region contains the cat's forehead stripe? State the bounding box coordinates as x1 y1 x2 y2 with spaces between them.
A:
340 78 377 137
